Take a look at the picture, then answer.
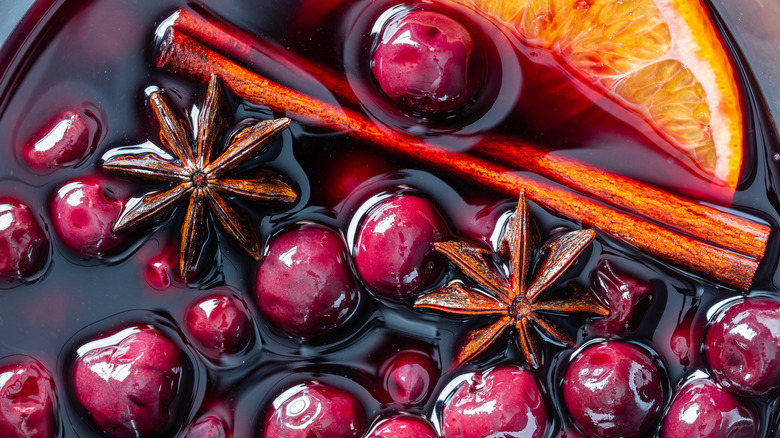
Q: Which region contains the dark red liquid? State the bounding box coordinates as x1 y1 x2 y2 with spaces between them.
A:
0 0 778 437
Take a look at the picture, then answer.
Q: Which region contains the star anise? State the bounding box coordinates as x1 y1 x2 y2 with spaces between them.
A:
414 192 609 369
102 75 297 277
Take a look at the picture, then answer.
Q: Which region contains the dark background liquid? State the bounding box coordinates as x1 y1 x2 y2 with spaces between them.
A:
0 0 778 436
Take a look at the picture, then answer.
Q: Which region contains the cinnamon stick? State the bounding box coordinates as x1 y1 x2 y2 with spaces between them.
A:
156 29 763 290
166 7 769 261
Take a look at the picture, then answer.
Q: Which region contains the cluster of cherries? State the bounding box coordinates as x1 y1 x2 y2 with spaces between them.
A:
0 6 779 438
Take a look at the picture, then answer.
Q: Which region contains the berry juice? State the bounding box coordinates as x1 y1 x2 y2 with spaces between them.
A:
0 0 778 437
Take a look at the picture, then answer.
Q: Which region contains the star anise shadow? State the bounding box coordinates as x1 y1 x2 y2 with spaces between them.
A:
102 75 297 278
414 192 609 369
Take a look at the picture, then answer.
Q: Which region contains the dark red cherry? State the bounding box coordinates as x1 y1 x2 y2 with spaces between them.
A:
380 350 437 407
21 109 96 172
0 358 56 438
586 260 651 337
366 414 438 438
256 224 360 339
562 341 664 438
262 381 365 438
50 175 129 258
185 415 230 438
185 291 252 357
355 194 448 301
72 325 183 438
0 199 49 283
661 378 759 438
704 298 780 396
441 365 549 438
371 9 480 115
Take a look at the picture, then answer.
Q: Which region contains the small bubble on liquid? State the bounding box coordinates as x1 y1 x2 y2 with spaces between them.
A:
773 153 780 161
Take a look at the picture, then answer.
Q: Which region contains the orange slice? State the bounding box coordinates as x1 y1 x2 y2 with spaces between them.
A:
466 0 743 189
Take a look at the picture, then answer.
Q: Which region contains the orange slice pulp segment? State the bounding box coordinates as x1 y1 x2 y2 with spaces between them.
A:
467 0 743 190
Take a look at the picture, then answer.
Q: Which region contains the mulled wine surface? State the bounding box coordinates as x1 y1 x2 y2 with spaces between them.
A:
0 0 778 437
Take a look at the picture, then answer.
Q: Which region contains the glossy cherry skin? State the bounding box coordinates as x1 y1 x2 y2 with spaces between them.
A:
704 298 780 396
380 350 437 407
586 260 651 337
185 415 230 438
262 381 365 437
256 224 359 339
355 194 448 300
563 341 665 438
21 110 94 172
0 358 57 438
661 379 759 438
0 199 49 283
441 365 549 438
371 9 478 115
72 325 183 438
185 292 252 357
366 414 438 438
50 175 128 258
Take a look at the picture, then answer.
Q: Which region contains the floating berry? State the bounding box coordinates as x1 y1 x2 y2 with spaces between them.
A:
371 9 481 115
0 358 57 438
441 365 549 438
661 378 759 438
563 341 665 438
586 260 651 337
0 199 49 284
50 175 129 258
262 381 365 437
185 415 230 438
71 325 183 438
366 414 438 438
185 291 252 357
256 224 360 338
21 109 97 172
380 350 437 407
704 298 780 396
355 194 448 300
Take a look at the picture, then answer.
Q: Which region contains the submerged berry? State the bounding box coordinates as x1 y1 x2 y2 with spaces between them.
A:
380 350 437 407
661 379 759 438
21 109 96 172
355 194 448 300
262 381 365 438
563 341 665 438
704 298 780 396
185 291 252 357
185 415 230 438
50 175 128 258
586 260 651 337
71 325 183 438
256 224 359 338
0 358 57 438
441 365 548 438
371 9 480 115
366 414 438 438
0 200 49 283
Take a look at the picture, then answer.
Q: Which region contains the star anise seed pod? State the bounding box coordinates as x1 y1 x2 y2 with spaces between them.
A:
414 192 609 369
102 75 297 278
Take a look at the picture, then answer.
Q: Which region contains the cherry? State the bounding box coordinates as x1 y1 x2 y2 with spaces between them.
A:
380 350 437 407
562 341 665 438
21 109 96 172
585 260 651 337
144 240 185 290
704 298 780 396
0 199 49 284
441 365 549 438
262 381 365 437
661 378 759 438
71 325 183 438
50 175 129 258
185 291 252 357
371 9 481 115
366 414 438 438
256 223 360 339
185 415 230 438
354 194 448 301
0 358 57 438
